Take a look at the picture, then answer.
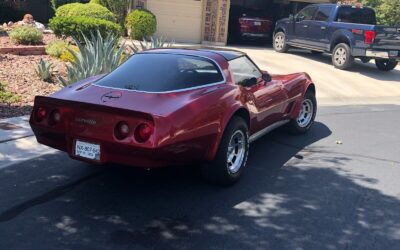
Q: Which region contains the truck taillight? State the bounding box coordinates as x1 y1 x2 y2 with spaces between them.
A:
364 30 376 45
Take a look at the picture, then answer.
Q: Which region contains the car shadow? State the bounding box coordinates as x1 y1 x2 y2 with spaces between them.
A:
1 121 400 249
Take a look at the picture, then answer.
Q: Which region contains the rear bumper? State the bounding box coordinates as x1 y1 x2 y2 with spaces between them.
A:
353 48 400 60
31 126 215 168
240 32 270 40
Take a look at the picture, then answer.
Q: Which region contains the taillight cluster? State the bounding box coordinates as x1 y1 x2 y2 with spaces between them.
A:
114 121 154 143
35 107 61 125
364 30 376 45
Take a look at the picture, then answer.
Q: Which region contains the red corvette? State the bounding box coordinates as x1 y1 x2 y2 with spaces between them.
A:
30 47 317 185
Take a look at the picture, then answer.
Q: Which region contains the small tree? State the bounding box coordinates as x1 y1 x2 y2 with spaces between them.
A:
377 0 400 26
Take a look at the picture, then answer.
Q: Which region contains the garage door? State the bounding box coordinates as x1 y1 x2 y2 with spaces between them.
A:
146 0 203 43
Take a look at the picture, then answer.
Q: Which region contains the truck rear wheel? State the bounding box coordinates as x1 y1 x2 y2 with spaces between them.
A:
375 59 398 71
273 32 289 53
332 43 354 70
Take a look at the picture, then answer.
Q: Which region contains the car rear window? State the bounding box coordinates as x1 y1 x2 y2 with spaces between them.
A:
335 6 376 25
95 53 224 92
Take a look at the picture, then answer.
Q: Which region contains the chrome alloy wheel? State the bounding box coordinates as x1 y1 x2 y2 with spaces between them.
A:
334 47 347 66
297 99 314 128
274 34 285 50
227 130 246 174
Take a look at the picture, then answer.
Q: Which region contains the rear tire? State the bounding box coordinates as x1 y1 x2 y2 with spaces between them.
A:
332 43 354 70
375 59 398 71
273 32 289 53
201 117 249 186
288 91 317 135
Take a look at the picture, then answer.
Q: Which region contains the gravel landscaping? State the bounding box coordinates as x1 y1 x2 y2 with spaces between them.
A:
0 53 66 118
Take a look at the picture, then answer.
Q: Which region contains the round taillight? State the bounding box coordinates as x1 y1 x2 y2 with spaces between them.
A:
134 123 154 143
49 109 61 125
115 121 130 140
36 107 47 122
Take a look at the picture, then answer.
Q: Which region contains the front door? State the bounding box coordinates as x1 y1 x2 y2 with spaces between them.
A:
229 56 287 133
308 6 333 50
292 6 318 45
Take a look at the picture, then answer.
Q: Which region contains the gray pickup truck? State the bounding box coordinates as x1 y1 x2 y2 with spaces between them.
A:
274 4 400 71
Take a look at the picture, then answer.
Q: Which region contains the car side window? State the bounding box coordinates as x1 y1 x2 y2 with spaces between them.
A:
229 56 262 85
296 6 318 21
314 6 332 22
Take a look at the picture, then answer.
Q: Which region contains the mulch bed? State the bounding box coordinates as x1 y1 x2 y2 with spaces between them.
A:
0 33 56 47
0 53 66 119
0 33 69 119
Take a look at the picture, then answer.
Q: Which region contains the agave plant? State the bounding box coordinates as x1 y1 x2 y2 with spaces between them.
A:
59 30 128 86
130 36 174 53
36 59 53 82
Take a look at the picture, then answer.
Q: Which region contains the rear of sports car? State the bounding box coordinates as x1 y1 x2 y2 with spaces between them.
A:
29 51 229 168
30 96 168 167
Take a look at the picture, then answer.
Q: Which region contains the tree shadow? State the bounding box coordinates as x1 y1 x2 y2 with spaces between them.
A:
1 122 400 249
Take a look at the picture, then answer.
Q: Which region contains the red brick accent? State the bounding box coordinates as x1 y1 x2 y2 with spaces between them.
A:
0 45 46 55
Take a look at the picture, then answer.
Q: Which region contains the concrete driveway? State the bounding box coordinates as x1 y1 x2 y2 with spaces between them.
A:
229 45 400 106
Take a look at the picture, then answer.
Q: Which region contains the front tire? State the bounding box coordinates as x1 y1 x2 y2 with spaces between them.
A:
375 59 398 71
332 43 354 70
288 91 317 134
273 32 289 53
201 117 249 186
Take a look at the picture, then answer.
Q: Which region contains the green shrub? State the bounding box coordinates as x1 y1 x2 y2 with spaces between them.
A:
51 0 85 10
0 82 20 104
89 0 104 4
60 46 79 62
97 0 129 28
131 36 173 52
55 3 115 22
8 26 43 45
49 16 122 41
36 59 54 82
125 9 157 40
46 40 69 58
59 31 127 85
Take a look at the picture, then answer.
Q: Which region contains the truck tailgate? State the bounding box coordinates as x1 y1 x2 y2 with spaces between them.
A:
373 26 400 50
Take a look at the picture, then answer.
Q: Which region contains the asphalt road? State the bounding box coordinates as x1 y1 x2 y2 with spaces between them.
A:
1 105 400 250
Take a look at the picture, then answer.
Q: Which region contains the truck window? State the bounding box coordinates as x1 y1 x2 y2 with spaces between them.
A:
314 6 333 22
335 6 376 25
296 6 318 21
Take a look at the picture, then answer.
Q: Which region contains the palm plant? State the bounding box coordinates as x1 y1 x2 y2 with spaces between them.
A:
59 30 128 86
130 36 174 53
36 59 53 82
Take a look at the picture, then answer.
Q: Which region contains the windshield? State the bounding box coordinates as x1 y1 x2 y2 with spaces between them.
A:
95 53 224 92
336 6 376 25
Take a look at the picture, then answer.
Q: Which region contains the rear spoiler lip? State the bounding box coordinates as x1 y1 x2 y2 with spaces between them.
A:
32 95 156 121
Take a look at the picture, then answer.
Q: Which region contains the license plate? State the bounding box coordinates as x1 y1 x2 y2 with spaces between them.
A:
75 140 100 160
254 21 261 26
390 51 399 57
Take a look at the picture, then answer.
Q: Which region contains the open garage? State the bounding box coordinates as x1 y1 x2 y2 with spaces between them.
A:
227 0 334 45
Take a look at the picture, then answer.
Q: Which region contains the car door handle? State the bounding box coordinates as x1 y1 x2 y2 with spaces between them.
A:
303 25 308 28
321 26 327 30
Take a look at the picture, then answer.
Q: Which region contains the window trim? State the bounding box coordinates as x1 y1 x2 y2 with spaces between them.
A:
313 6 333 22
228 55 263 86
92 53 227 94
296 6 318 22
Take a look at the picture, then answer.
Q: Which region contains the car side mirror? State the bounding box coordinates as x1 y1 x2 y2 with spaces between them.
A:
289 14 294 22
262 73 272 83
240 77 257 87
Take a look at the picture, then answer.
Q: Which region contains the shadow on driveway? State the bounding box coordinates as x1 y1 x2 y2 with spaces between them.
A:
1 122 400 249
